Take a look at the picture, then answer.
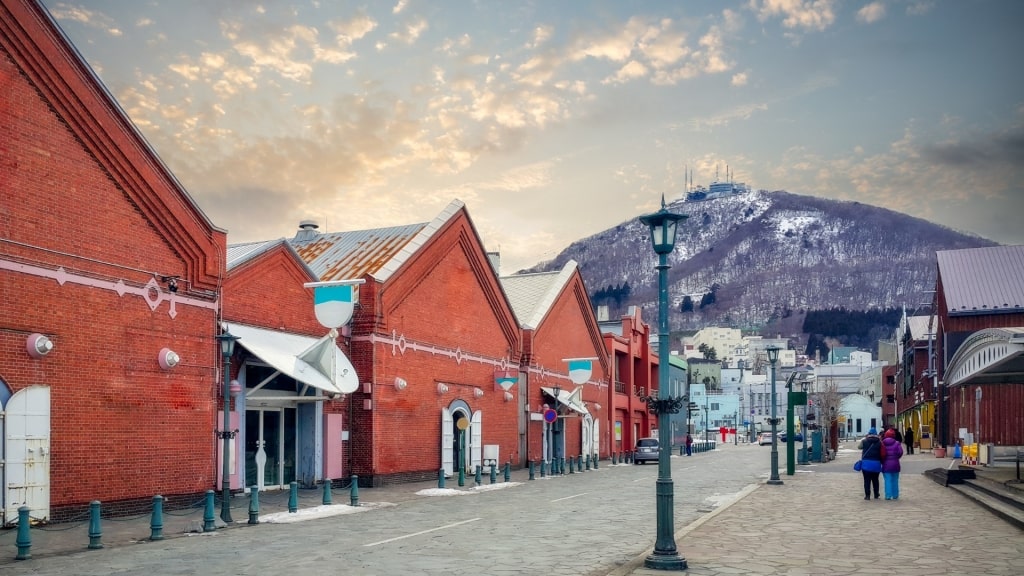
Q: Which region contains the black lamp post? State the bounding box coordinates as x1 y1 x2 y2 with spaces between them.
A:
216 330 240 523
637 196 688 571
552 383 561 473
766 345 782 485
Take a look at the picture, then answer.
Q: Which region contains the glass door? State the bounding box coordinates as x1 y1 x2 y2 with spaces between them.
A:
245 408 296 490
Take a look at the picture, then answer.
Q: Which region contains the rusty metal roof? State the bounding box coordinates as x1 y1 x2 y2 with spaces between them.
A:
288 200 464 282
291 223 427 281
227 240 279 270
937 245 1024 316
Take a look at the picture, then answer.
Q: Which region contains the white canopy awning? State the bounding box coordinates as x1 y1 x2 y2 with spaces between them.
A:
541 386 590 416
225 323 358 396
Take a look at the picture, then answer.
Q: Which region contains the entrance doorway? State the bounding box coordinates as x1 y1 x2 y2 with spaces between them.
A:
245 408 297 490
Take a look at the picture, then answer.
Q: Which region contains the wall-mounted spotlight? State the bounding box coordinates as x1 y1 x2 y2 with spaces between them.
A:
159 275 180 293
473 387 484 398
26 333 53 359
503 391 514 402
437 382 449 395
394 377 408 390
158 347 181 370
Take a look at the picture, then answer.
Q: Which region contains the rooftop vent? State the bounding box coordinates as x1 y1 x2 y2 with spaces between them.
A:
294 220 320 242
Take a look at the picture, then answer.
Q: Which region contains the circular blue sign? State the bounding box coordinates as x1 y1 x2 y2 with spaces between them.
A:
543 408 557 423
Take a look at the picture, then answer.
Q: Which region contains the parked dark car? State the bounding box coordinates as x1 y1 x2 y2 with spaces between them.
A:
634 437 660 464
778 432 804 442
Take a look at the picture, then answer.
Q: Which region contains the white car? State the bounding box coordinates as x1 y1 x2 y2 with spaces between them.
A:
757 432 773 446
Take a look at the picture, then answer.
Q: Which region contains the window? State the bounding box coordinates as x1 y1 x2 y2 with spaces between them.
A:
711 402 720 411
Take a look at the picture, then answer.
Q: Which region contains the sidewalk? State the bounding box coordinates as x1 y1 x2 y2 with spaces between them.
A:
617 447 1024 576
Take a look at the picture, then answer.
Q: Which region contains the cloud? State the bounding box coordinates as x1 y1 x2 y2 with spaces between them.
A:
750 0 838 32
392 0 408 15
47 3 123 36
603 60 649 85
731 71 749 86
389 17 428 44
856 2 887 24
906 2 934 16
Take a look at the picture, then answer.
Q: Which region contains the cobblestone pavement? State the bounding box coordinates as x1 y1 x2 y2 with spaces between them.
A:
619 446 1024 576
2 441 1021 575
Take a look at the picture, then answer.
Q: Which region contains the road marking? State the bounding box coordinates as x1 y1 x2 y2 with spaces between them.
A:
550 492 588 502
363 518 482 547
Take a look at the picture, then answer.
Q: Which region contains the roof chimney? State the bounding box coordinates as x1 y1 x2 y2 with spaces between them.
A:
294 220 320 242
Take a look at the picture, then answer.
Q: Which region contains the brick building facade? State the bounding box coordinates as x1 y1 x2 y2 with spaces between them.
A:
1 0 225 522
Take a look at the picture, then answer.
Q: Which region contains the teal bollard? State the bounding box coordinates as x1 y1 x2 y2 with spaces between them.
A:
350 475 360 507
150 495 164 541
88 500 103 549
489 463 497 484
529 460 535 480
569 458 575 474
15 506 31 560
504 462 511 482
560 457 566 474
586 454 591 470
288 481 298 513
439 468 446 489
612 453 617 465
680 445 684 456
248 486 260 525
203 490 216 532
475 465 482 486
578 456 583 472
594 454 599 469
323 478 333 505
540 460 546 477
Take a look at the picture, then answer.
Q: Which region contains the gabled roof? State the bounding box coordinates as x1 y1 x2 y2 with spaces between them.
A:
906 315 933 342
500 261 578 329
286 200 463 282
0 0 226 290
226 238 318 279
937 245 1024 316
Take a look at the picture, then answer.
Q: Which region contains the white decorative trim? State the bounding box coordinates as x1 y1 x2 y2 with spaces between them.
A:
353 330 607 388
0 257 217 317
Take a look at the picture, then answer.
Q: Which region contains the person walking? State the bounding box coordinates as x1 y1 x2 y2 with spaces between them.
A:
858 427 883 500
685 433 693 456
904 427 915 455
881 428 904 500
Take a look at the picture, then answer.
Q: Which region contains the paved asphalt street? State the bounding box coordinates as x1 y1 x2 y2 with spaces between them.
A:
1 440 1021 575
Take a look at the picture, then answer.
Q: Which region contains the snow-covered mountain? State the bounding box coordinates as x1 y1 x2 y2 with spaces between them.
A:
521 189 995 332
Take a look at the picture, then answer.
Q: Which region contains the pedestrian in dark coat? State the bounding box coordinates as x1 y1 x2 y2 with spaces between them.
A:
881 428 904 500
858 427 883 500
685 433 693 456
904 427 915 455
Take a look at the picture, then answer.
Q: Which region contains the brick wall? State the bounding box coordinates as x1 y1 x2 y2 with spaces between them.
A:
1 38 223 508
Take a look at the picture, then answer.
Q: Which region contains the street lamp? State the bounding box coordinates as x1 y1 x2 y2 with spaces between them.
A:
800 380 809 464
766 345 782 485
216 329 241 523
637 196 688 571
552 383 561 474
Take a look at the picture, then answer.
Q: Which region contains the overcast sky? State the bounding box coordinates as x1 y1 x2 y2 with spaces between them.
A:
44 0 1024 273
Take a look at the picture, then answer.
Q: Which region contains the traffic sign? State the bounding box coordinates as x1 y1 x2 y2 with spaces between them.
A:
543 408 557 423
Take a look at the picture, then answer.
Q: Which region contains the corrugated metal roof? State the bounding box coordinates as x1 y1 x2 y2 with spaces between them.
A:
906 315 933 341
937 245 1024 316
287 199 464 282
227 240 280 270
500 261 577 329
291 223 427 281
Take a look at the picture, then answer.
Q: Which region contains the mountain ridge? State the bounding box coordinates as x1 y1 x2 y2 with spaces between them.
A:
523 189 996 332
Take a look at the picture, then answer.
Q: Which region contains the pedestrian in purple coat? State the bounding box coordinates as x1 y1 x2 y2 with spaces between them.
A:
881 428 904 500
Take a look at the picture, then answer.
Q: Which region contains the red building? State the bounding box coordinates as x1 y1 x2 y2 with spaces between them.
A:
934 245 1024 452
1 0 225 522
600 306 657 457
500 262 610 468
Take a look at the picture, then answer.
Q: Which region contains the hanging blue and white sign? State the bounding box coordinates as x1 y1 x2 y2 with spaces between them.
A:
305 279 365 329
564 358 595 385
494 369 518 391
